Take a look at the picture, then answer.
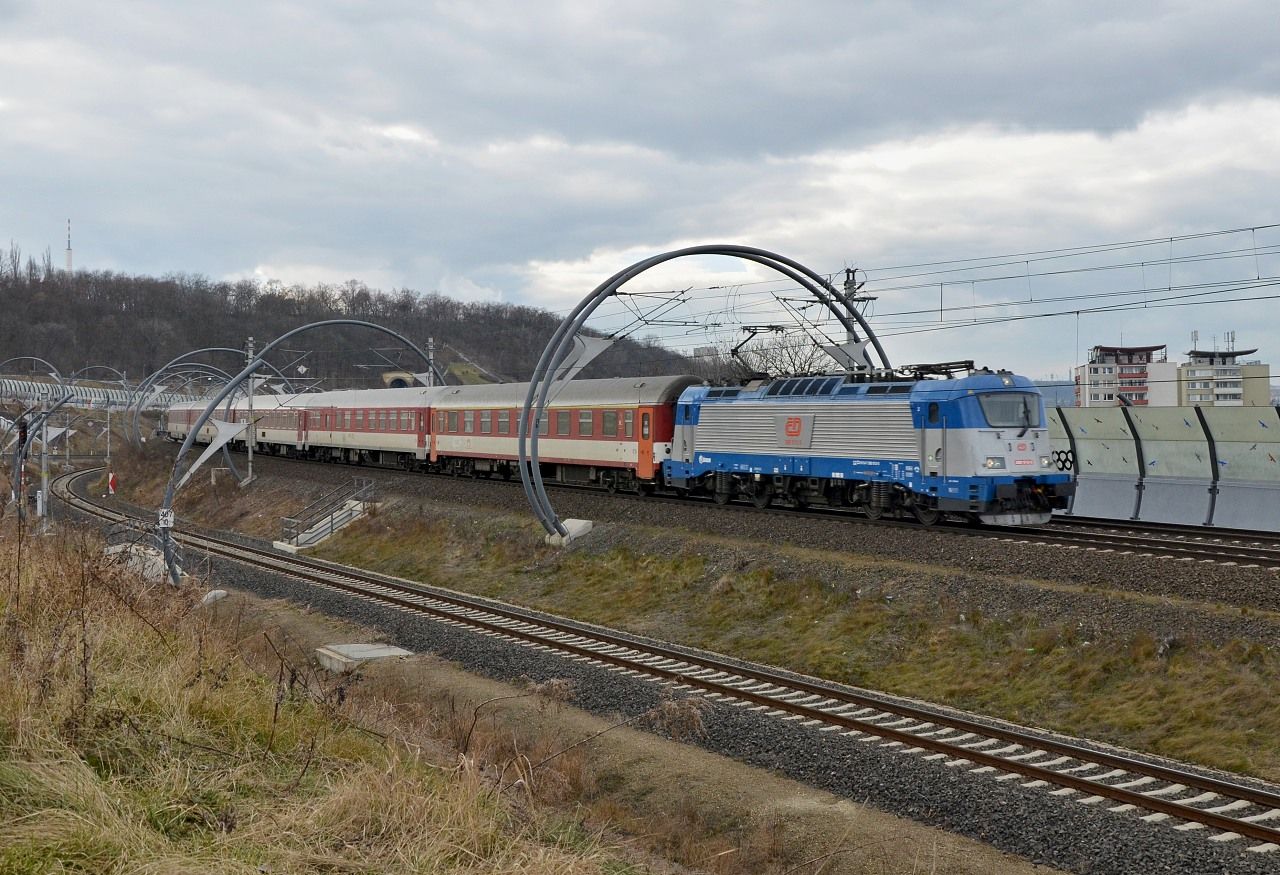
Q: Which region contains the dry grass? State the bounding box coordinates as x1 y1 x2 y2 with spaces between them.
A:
0 523 639 874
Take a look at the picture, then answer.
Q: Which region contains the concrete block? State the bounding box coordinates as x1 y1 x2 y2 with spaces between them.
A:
315 642 413 674
544 518 593 546
272 540 300 554
104 543 180 583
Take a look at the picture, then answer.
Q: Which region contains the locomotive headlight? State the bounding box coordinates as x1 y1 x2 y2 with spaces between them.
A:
983 456 1006 470
1039 455 1051 468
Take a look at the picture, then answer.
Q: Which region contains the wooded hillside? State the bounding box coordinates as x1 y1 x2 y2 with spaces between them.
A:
0 246 693 385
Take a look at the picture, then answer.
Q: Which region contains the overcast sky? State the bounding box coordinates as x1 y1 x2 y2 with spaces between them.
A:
3 1 1279 380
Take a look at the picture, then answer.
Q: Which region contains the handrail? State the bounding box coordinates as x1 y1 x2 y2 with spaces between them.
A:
281 476 374 544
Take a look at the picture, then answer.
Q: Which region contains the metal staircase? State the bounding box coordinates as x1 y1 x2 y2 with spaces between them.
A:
276 477 375 551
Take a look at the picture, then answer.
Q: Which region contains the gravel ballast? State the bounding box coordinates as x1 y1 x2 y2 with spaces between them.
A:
191 548 1280 875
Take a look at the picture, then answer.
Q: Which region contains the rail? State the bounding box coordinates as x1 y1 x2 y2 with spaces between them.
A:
53 467 1280 852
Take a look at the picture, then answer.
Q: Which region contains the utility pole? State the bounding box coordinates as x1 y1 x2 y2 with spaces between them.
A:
244 336 255 485
39 401 49 529
427 336 436 387
105 405 111 469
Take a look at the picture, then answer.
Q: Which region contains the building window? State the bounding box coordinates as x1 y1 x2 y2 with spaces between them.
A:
579 410 594 437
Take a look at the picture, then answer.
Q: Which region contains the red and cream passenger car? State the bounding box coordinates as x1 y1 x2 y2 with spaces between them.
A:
429 376 700 488
165 376 702 490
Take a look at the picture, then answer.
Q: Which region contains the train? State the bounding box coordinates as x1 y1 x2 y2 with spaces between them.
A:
164 367 1074 526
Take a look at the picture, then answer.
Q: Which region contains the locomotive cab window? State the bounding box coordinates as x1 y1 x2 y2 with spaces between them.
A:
977 393 1041 428
927 402 940 424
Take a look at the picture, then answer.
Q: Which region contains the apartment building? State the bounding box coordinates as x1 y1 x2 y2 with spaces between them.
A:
1073 344 1166 407
1147 348 1271 407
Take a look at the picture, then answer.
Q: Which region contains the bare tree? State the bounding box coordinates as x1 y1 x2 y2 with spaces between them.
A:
734 333 836 377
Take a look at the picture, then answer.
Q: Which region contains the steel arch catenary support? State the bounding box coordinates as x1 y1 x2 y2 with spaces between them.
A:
68 364 128 384
125 348 299 445
518 245 891 538
158 320 434 585
0 356 63 382
129 363 241 446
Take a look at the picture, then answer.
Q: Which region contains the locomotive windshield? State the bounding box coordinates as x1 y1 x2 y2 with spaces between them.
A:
977 392 1041 428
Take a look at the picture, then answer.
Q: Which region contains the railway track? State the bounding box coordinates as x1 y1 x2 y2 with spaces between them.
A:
979 519 1280 569
269 449 1280 570
54 467 1280 854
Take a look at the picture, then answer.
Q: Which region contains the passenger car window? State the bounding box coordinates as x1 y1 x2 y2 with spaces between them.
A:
579 410 594 437
641 412 650 439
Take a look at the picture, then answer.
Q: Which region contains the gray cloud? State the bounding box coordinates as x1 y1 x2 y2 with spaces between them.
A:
1 1 1279 380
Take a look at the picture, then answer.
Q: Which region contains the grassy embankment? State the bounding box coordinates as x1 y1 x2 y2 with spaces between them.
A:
315 510 1280 782
0 525 650 874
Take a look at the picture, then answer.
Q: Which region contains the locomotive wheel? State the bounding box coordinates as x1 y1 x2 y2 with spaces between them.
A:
913 505 941 526
604 473 618 494
864 504 884 521
712 488 732 505
750 485 772 509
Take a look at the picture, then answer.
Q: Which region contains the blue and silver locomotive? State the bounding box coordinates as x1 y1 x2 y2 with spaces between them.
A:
664 366 1073 525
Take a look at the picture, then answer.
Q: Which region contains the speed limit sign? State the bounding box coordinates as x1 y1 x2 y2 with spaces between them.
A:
157 509 175 529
